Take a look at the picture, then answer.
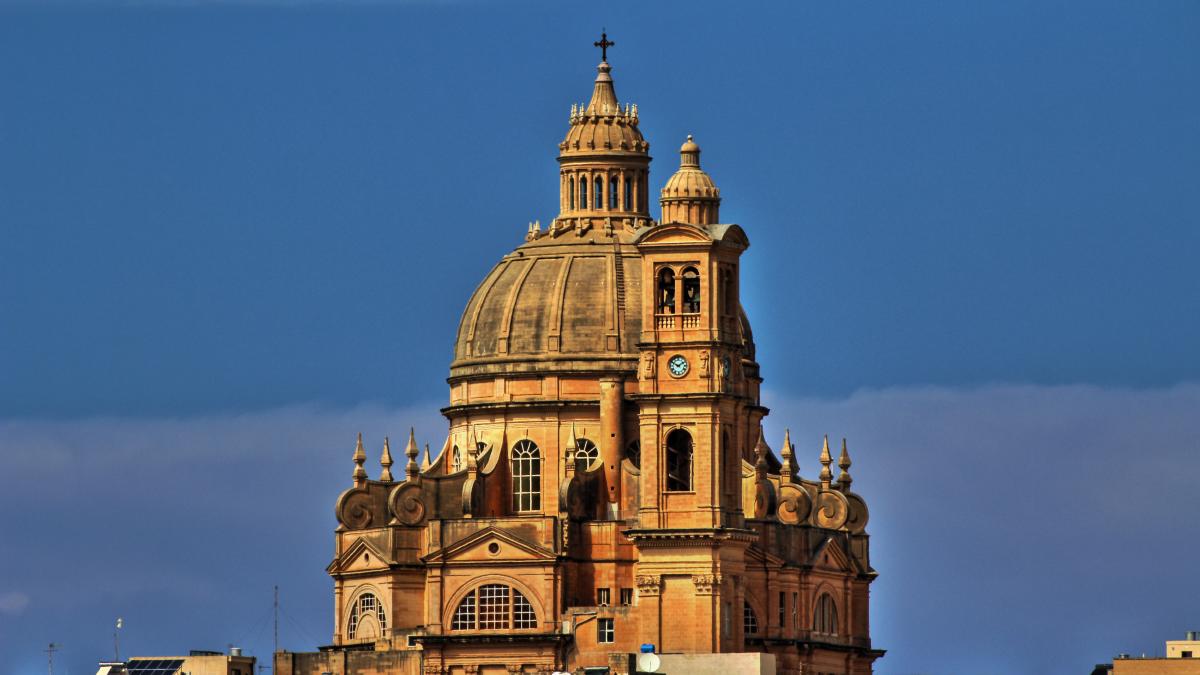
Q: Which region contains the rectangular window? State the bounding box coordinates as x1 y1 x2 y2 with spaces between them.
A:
598 617 615 644
597 587 611 606
1184 651 1194 658
791 592 798 632
778 591 785 626
620 588 633 606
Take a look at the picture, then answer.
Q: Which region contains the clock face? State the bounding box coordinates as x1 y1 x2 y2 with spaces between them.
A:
668 355 689 378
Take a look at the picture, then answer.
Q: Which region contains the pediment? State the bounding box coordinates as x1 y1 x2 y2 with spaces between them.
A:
634 223 749 250
329 536 395 574
635 223 713 245
811 537 860 574
422 526 556 564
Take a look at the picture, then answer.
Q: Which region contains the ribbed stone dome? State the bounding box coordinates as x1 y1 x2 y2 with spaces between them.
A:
449 231 758 382
449 235 644 380
448 67 750 383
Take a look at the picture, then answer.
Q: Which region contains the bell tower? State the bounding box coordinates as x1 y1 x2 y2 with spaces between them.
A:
632 135 756 530
626 136 762 655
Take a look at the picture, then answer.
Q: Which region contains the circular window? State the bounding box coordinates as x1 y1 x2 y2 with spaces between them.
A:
487 542 501 555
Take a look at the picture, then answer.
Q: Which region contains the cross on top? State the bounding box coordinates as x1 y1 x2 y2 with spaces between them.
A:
594 30 615 62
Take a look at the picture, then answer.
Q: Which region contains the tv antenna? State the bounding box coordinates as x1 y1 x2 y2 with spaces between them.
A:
273 585 279 655
46 643 61 675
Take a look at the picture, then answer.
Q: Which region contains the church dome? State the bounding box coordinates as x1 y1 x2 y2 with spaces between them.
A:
450 236 644 380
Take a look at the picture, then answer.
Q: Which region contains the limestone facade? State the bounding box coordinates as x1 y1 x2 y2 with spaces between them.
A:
277 45 883 675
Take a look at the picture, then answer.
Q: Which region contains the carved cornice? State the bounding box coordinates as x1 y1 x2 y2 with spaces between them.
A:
691 573 722 595
623 527 757 548
635 574 661 596
410 633 572 646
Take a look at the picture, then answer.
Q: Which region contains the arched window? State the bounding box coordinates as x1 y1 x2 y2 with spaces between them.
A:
594 176 603 209
624 177 632 211
743 600 759 635
682 267 701 314
580 177 588 208
665 429 693 491
574 437 599 473
657 268 676 314
626 440 640 469
569 176 575 209
450 584 538 631
450 445 463 473
609 176 619 209
511 440 542 512
813 593 838 635
346 592 387 639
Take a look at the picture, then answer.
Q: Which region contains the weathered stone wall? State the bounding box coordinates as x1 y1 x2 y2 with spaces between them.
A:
275 650 422 675
1114 658 1200 675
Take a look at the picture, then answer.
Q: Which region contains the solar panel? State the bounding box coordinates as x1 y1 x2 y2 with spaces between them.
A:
126 659 183 675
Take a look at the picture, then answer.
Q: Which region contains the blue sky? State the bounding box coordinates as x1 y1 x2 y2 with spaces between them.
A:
1 2 1198 674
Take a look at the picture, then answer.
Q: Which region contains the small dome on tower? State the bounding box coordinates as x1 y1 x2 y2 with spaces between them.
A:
661 135 721 225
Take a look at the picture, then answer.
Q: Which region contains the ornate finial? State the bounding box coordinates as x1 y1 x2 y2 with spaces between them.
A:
837 438 853 491
467 428 480 471
819 435 833 488
404 427 419 478
593 30 615 62
352 432 367 485
565 423 579 472
379 436 394 482
753 427 769 477
422 443 432 471
780 428 796 483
